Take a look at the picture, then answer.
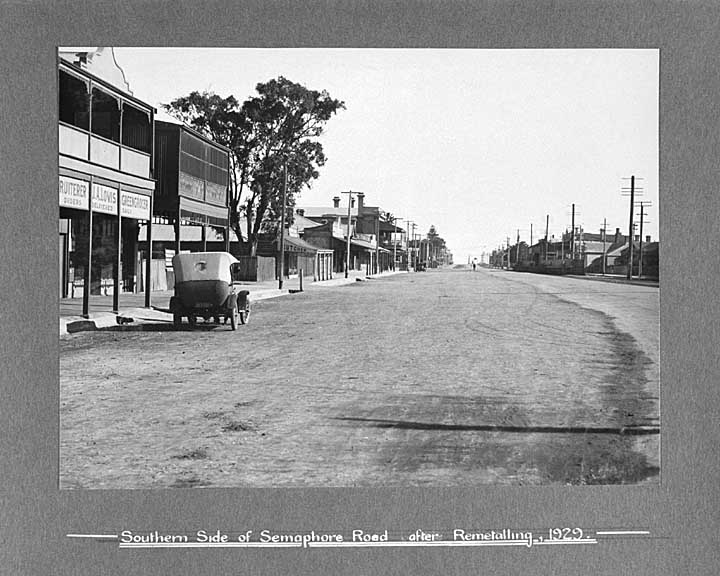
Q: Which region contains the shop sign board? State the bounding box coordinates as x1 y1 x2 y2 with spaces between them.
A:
59 175 89 209
120 190 151 220
60 176 151 220
92 183 118 215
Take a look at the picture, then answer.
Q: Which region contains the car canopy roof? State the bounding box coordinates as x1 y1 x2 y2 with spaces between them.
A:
172 252 238 284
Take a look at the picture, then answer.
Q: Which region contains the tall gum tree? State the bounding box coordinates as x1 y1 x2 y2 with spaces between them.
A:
165 77 344 256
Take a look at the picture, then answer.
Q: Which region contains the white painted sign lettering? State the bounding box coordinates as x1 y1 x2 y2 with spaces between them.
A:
59 176 89 209
92 183 118 215
120 190 151 220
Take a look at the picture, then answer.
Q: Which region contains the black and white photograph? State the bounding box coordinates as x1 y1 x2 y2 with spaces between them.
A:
3 1 719 574
58 47 659 488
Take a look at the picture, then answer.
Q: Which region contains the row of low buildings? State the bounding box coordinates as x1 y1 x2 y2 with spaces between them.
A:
490 227 659 278
290 196 452 278
58 48 453 316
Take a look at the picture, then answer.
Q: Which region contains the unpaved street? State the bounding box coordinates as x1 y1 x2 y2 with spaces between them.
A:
60 268 659 488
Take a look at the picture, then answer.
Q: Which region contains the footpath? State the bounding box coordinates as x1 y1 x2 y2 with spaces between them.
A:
568 273 659 288
59 270 406 336
487 267 659 288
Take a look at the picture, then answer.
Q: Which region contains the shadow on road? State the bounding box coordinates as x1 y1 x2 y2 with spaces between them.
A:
107 323 231 332
333 417 659 435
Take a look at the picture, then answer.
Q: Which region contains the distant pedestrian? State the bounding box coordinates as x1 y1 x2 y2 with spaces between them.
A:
472 258 477 271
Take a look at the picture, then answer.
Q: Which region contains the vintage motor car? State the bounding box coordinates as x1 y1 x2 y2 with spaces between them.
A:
169 252 250 330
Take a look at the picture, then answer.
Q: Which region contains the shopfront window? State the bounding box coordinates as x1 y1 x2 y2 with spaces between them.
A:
122 103 151 154
59 70 89 130
91 88 120 142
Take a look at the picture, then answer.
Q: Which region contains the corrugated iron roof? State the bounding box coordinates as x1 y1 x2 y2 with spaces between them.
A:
302 206 358 218
292 214 324 231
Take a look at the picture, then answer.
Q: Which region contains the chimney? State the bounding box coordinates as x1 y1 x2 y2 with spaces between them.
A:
332 196 340 208
357 192 365 211
614 227 621 244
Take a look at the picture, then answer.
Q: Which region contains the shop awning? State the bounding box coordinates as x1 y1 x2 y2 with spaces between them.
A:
179 197 228 226
350 237 376 250
283 236 328 253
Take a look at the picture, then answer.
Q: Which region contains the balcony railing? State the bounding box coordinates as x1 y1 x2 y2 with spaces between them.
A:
59 122 151 178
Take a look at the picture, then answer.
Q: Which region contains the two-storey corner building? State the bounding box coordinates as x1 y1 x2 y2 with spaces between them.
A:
58 51 156 317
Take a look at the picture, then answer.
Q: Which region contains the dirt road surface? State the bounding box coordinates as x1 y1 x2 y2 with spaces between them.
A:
60 268 659 488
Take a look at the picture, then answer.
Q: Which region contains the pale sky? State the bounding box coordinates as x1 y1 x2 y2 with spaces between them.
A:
111 48 659 263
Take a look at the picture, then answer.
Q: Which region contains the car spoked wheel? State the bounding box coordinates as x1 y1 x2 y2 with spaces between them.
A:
240 302 250 325
229 306 239 331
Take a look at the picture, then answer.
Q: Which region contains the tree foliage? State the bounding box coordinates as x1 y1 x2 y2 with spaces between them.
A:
425 225 447 261
165 77 344 255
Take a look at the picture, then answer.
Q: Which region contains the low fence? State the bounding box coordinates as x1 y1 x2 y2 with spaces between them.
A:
235 256 276 282
137 258 169 291
295 254 316 279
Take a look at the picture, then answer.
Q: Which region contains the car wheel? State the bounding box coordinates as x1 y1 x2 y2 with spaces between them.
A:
240 304 250 325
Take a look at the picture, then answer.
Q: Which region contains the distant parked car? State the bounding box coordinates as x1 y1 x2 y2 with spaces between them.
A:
170 252 250 330
415 261 427 271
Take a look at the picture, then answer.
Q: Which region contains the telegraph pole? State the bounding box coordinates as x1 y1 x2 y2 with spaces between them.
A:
278 163 288 289
622 176 643 279
341 190 360 278
627 177 634 279
411 222 417 270
638 205 644 278
408 221 416 271
601 218 608 275
392 216 398 271
544 215 549 262
375 215 380 274
398 218 408 271
571 203 577 260
637 201 652 278
405 220 414 270
409 224 414 270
